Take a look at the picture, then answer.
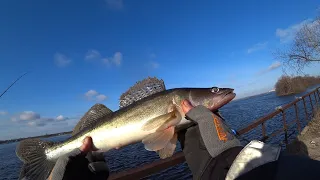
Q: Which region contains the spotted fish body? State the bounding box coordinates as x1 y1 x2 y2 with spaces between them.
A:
16 78 236 180
47 89 184 159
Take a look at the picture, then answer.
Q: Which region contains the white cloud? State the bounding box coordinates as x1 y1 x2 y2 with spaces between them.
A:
42 118 55 122
85 90 99 98
268 61 281 70
102 52 123 66
85 49 101 60
0 111 8 115
54 53 72 67
27 119 53 127
247 42 268 54
85 50 123 67
113 52 122 66
56 115 68 121
105 0 124 10
27 121 44 127
96 94 107 102
2 116 79 139
276 19 312 43
11 111 68 127
27 117 62 127
84 90 108 102
19 111 40 121
257 61 282 75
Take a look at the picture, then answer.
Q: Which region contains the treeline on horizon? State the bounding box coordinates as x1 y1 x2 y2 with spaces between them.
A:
275 75 320 96
0 131 72 144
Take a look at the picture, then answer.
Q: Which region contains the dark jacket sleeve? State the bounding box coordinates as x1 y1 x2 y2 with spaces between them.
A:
185 106 242 158
178 105 243 179
179 106 320 180
179 125 242 180
237 153 320 180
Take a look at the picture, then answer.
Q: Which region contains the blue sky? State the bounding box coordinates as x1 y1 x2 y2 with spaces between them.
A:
0 0 320 140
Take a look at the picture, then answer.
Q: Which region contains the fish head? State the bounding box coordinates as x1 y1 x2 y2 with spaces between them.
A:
187 87 236 111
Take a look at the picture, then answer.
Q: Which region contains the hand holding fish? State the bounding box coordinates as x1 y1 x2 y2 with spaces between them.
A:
181 99 194 114
16 77 236 179
79 136 96 153
47 137 109 180
178 99 242 179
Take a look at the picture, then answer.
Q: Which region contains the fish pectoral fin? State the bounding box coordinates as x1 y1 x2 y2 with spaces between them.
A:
142 109 182 132
141 111 178 131
157 133 178 159
156 110 182 132
142 126 175 151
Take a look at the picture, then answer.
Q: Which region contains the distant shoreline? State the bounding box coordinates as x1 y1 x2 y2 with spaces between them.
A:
235 91 273 101
0 131 72 145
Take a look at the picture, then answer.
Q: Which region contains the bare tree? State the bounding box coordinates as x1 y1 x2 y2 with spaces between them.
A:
275 75 320 96
275 17 320 74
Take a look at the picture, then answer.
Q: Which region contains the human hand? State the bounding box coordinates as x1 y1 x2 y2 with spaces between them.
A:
48 137 109 180
177 99 198 149
181 99 223 123
181 98 241 155
181 99 194 114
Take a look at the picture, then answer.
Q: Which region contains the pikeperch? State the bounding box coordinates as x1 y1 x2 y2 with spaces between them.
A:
16 77 236 180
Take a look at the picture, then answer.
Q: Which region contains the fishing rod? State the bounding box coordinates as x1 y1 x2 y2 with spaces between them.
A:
0 72 29 99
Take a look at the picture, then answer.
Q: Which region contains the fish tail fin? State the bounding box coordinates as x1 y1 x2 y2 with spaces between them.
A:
16 138 56 180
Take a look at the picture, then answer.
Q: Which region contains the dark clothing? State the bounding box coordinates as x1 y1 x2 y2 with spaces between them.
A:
179 106 320 180
237 153 320 180
184 106 242 158
49 150 109 180
178 126 242 180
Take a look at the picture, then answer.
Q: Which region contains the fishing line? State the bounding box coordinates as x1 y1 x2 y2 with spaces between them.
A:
0 72 29 99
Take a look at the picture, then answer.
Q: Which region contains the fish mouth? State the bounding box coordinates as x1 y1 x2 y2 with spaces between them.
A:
223 89 236 100
223 91 236 103
209 89 236 111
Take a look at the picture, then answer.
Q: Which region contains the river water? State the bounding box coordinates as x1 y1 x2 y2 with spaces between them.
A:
0 86 319 180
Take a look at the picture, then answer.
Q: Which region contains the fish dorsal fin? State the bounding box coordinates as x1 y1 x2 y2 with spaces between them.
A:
119 77 166 108
72 104 113 136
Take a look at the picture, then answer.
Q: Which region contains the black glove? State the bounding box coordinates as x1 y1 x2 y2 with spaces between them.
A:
183 105 241 158
177 103 243 179
48 149 109 180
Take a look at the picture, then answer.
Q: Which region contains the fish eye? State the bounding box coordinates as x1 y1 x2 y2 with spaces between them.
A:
211 87 219 93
